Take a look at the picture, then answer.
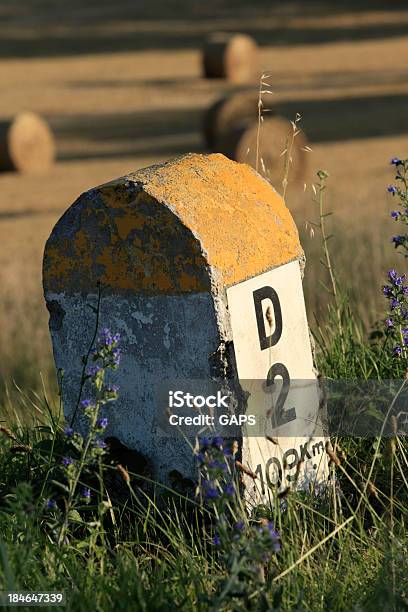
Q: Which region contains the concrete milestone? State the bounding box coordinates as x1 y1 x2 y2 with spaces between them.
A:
43 153 328 500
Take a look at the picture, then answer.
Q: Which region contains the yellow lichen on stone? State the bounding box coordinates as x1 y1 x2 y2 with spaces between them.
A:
43 153 303 295
132 153 303 287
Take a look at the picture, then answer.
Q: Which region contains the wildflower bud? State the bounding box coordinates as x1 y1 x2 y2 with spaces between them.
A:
0 426 17 441
391 415 398 436
117 463 130 484
325 442 341 467
97 418 108 430
10 444 32 454
212 435 223 449
317 169 329 180
81 488 91 503
368 482 378 498
390 157 402 166
393 346 402 358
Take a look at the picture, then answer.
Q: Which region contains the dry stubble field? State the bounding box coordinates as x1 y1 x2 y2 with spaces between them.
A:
0 1 408 395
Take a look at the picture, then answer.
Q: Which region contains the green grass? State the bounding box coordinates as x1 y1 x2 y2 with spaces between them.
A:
0 290 407 611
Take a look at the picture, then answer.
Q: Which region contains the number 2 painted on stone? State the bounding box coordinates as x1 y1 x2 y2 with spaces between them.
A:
253 286 297 428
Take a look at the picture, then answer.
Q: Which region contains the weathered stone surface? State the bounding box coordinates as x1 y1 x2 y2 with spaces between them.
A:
43 153 326 495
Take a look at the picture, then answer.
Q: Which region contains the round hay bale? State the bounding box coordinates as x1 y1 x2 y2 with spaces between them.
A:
218 116 308 186
202 33 259 83
0 112 55 174
203 93 261 150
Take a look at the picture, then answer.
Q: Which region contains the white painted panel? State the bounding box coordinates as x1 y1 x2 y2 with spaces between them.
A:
226 260 329 500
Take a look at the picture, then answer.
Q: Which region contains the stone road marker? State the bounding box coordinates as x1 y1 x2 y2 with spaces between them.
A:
43 153 328 496
202 33 259 83
0 112 55 174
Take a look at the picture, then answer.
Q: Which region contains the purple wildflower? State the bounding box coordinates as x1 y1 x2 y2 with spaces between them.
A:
112 348 121 366
45 499 57 510
199 437 210 451
391 211 400 219
393 346 403 357
272 538 281 553
99 329 121 347
97 418 108 429
260 522 281 552
388 185 397 195
207 460 226 471
94 440 107 449
100 328 113 345
106 384 119 394
87 364 102 377
205 487 219 500
195 452 206 464
212 436 223 449
224 484 235 497
81 399 94 409
62 456 74 467
392 235 405 247
391 299 400 310
64 426 74 437
82 487 91 500
213 533 221 546
388 269 398 282
391 157 402 166
383 286 392 297
266 522 279 538
386 318 393 328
